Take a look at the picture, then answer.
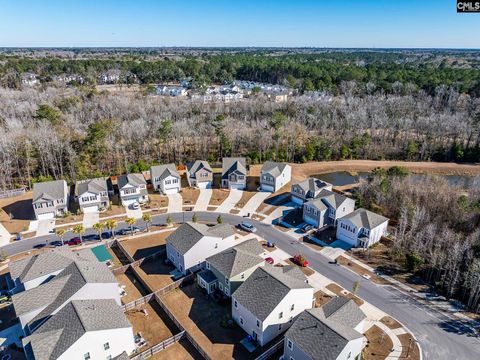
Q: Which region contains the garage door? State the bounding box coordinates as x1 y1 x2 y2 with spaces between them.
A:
261 184 275 192
230 183 246 190
83 205 99 213
164 187 179 195
198 181 211 189
122 197 139 207
37 212 55 220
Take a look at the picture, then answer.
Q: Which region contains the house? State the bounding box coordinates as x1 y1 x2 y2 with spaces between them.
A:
117 173 148 207
303 189 355 229
150 164 181 194
221 157 247 190
232 265 314 347
32 180 69 219
156 85 187 97
22 299 135 360
186 160 213 188
12 260 120 335
7 247 98 293
291 178 333 205
166 222 237 275
284 296 366 360
75 178 110 213
198 239 266 297
260 161 291 192
336 208 389 248
21 73 39 86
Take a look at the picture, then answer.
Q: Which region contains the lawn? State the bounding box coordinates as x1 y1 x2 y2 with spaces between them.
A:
149 339 203 360
314 290 333 308
363 325 394 360
99 204 126 219
325 283 364 306
181 188 200 206
379 316 402 330
234 191 256 209
337 256 390 285
147 192 169 209
120 230 174 260
209 189 230 206
134 256 176 292
0 191 35 234
398 333 421 360
116 270 147 304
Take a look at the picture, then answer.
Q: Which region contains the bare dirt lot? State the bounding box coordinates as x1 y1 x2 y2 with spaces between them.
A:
182 188 200 206
120 230 174 260
135 256 176 292
326 283 364 306
148 192 169 209
364 325 394 360
149 339 203 360
0 191 34 234
116 271 146 304
209 189 230 206
235 191 256 209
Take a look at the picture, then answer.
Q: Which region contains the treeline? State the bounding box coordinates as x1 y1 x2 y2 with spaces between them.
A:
356 170 480 312
2 52 480 96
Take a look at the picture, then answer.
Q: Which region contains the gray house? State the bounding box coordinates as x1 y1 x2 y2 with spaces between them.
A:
260 161 292 192
291 178 332 205
198 239 266 297
221 157 247 190
150 164 181 194
117 173 148 207
186 160 213 188
75 178 110 213
284 297 366 360
32 180 69 220
303 189 355 229
336 208 389 248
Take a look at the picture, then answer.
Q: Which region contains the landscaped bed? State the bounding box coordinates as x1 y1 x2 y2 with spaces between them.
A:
363 325 394 360
398 333 421 360
314 290 332 307
337 256 390 285
380 316 403 330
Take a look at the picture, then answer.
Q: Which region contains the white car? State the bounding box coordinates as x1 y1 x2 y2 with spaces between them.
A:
239 221 257 233
130 202 140 210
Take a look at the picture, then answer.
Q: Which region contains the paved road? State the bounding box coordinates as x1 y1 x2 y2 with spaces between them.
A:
2 212 480 359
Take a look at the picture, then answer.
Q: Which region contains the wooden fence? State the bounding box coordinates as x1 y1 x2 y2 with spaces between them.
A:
254 338 284 360
130 331 186 360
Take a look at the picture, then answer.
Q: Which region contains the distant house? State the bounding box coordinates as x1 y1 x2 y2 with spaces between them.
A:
291 178 333 205
32 180 69 220
156 85 187 97
260 161 291 192
21 73 39 86
284 296 366 360
232 265 314 347
150 164 181 194
75 178 110 213
166 222 237 275
303 189 355 229
186 160 213 188
336 208 389 248
22 299 135 360
117 173 148 207
221 157 247 190
198 239 266 297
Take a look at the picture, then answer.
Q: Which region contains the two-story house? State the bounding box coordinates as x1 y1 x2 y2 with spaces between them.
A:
166 222 237 275
150 164 181 194
198 239 266 297
22 299 135 360
232 265 314 347
260 162 291 192
336 208 389 248
221 158 247 190
75 178 110 213
186 160 213 188
290 178 332 205
283 296 367 360
117 173 148 207
32 180 69 219
303 189 355 229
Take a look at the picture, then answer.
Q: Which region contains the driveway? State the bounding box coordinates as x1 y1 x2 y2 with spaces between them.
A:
216 189 243 213
193 189 212 211
264 201 296 224
241 192 270 214
35 219 55 236
167 193 183 213
83 211 99 227
0 223 11 246
125 206 143 219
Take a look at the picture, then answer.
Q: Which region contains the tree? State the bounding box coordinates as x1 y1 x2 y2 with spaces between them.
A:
142 213 153 231
217 214 223 224
105 219 118 239
35 104 61 125
166 214 173 227
93 222 105 241
405 252 424 272
55 228 66 243
125 217 137 235
72 224 86 243
352 281 360 295
192 213 198 223
269 112 287 160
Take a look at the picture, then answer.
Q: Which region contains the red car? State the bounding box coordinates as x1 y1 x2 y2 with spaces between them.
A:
293 254 309 267
66 238 81 246
265 257 274 265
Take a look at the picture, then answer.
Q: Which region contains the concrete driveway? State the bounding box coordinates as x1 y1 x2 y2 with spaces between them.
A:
35 219 56 236
83 211 100 227
193 189 213 211
264 201 296 223
125 206 143 219
241 192 270 214
167 193 183 213
216 189 243 213
0 223 11 246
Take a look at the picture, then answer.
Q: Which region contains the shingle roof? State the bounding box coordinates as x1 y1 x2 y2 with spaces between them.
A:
33 180 66 203
306 189 353 211
232 265 312 321
198 270 218 284
150 164 180 181
75 178 108 197
206 239 265 278
9 247 97 283
186 160 213 177
293 178 331 194
112 352 130 360
222 158 246 179
117 173 146 189
166 222 235 255
321 296 366 329
23 299 131 360
261 161 288 178
340 208 388 230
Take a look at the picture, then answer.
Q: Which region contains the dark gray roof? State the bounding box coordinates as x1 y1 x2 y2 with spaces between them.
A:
232 265 312 321
321 296 366 329
261 161 288 178
340 208 388 230
9 247 97 283
166 222 235 255
33 180 67 203
112 352 130 360
306 189 353 211
150 164 180 181
75 178 108 196
206 239 265 278
117 173 146 189
187 160 213 177
23 299 131 360
222 157 246 179
293 178 331 194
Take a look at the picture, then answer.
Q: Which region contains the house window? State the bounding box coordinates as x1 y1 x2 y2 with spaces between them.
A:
279 312 283 319
225 278 229 285
256 319 260 327
104 342 110 350
240 317 244 325
106 356 112 360
234 300 238 308
84 353 91 360
347 352 351 358
287 339 293 350
290 304 294 311
278 324 282 330
214 243 218 249
289 316 293 323
206 262 210 270
241 273 245 279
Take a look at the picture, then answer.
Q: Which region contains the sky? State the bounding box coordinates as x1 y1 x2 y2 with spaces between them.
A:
0 0 479 48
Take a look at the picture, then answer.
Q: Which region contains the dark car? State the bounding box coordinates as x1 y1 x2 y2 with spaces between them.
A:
83 234 99 241
101 231 113 239
33 243 46 249
49 240 63 247
301 224 313 233
66 238 81 246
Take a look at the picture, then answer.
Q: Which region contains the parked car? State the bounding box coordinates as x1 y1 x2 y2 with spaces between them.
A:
66 238 81 246
238 221 257 233
265 257 274 265
101 231 113 239
83 234 99 241
33 243 46 249
0 295 10 304
293 254 309 267
130 202 140 210
301 224 313 233
49 240 63 247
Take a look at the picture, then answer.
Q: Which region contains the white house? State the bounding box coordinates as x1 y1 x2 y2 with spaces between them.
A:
336 208 389 248
32 180 69 220
260 161 291 192
117 173 148 207
291 178 333 205
283 296 367 360
150 164 181 194
22 299 135 360
232 265 314 347
303 189 355 229
166 222 237 275
75 178 110 213
186 160 213 188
